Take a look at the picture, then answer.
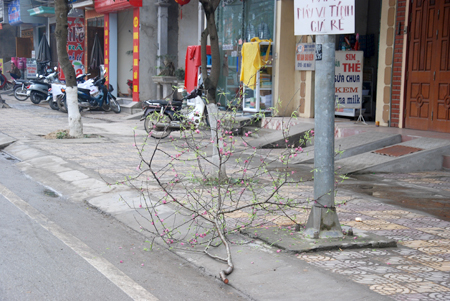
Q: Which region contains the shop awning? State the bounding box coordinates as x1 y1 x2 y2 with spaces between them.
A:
95 0 142 14
27 6 54 17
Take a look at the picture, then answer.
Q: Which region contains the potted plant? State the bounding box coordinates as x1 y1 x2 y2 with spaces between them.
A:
127 79 133 96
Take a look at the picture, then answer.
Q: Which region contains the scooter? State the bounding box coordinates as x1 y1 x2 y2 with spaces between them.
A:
141 88 209 139
47 73 89 111
57 75 121 114
26 67 60 104
13 79 32 101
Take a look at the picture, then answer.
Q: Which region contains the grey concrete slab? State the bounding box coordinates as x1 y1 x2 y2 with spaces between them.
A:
249 123 314 149
118 100 142 115
4 143 51 161
337 137 450 174
0 132 16 149
292 132 402 164
242 226 396 253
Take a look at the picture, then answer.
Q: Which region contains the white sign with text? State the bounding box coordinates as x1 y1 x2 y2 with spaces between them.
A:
335 51 363 110
295 43 316 71
294 0 355 35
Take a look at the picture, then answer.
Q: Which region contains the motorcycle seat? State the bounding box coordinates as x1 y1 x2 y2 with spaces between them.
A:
146 99 183 107
14 79 28 83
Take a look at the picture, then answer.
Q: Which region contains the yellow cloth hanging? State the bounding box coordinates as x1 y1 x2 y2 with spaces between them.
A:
240 37 272 89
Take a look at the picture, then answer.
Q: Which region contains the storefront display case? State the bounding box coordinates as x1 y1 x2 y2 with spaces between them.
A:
216 0 275 110
242 42 273 113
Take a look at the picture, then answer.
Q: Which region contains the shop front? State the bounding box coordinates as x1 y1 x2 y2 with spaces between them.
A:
215 0 275 110
5 0 47 78
214 0 382 121
95 0 142 102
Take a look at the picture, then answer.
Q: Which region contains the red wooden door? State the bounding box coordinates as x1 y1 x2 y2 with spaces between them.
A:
405 0 437 131
432 0 450 132
405 0 450 133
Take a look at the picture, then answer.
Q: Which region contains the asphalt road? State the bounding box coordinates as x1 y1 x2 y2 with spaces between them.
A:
0 152 248 301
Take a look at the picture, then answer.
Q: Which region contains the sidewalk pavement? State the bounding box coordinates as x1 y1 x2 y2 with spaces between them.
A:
1 95 450 300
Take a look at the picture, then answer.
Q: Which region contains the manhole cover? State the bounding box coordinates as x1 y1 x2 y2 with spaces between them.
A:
373 145 424 157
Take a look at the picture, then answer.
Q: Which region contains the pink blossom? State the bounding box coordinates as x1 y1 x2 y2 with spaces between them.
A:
276 250 281 253
195 129 200 134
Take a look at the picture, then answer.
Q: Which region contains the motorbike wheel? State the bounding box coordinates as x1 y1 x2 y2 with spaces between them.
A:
102 102 111 112
14 86 28 101
110 98 121 114
144 112 172 139
49 99 59 110
57 95 68 113
30 91 44 104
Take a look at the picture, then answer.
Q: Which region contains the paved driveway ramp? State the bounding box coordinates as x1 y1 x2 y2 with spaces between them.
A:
291 132 402 164
337 137 450 174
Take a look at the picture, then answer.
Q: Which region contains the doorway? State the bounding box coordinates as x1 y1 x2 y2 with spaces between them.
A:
405 0 450 133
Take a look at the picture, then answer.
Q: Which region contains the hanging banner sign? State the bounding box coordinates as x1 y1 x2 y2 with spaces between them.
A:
335 51 363 110
294 0 355 35
0 58 3 73
295 43 315 71
8 0 21 25
59 17 85 81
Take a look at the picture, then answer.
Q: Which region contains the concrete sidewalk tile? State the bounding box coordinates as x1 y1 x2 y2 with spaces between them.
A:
57 170 90 182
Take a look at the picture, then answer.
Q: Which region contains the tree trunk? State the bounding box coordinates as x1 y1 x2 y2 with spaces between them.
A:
199 0 221 104
199 1 227 180
55 0 83 138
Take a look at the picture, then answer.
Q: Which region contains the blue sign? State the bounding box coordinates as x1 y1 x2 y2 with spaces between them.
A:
8 0 21 25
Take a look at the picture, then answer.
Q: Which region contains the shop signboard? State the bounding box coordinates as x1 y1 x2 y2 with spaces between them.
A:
334 51 363 110
8 0 21 25
295 43 315 71
59 16 85 81
26 58 37 78
95 0 142 13
294 0 355 35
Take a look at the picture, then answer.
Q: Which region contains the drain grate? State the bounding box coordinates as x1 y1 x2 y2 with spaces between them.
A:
373 145 424 157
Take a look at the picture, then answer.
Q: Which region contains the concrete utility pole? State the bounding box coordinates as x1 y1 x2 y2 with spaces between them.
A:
304 35 342 239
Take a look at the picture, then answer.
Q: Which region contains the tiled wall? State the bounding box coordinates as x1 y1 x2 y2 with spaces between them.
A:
391 0 407 128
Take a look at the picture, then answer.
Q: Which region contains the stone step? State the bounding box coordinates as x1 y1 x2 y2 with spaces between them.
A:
292 132 402 164
249 123 314 149
336 137 450 174
116 98 142 115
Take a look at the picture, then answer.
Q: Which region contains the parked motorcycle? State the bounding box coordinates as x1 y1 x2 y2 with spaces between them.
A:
13 79 32 101
141 88 209 139
57 75 121 114
0 69 14 91
26 67 60 104
48 73 89 111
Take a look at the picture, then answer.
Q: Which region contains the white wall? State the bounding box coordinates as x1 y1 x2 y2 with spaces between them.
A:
139 2 158 100
117 9 133 95
177 0 199 69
